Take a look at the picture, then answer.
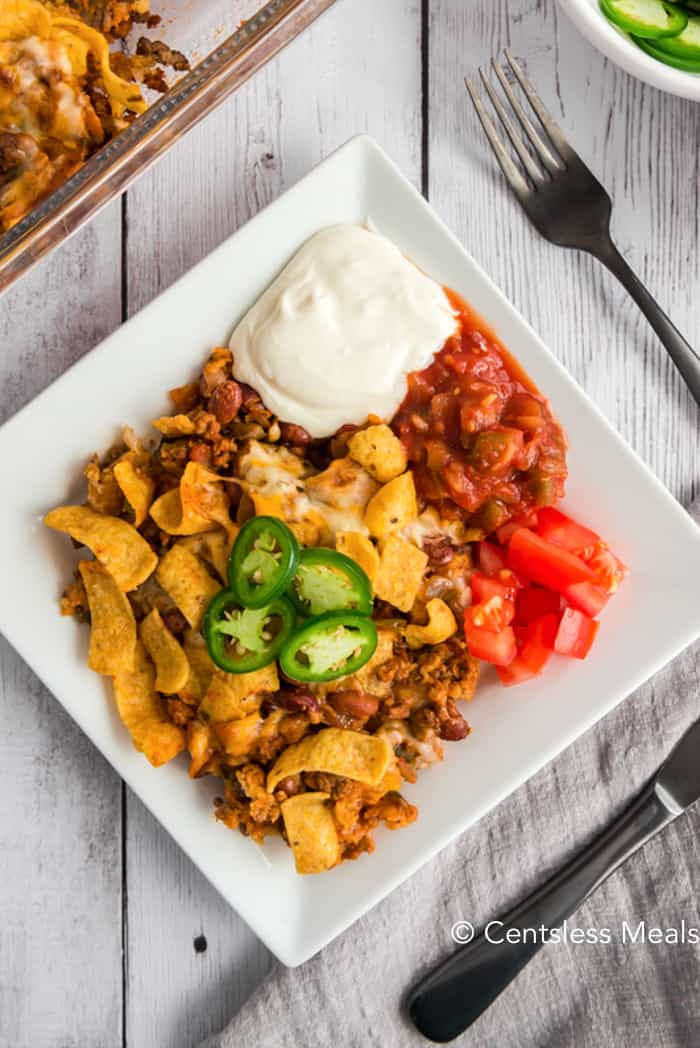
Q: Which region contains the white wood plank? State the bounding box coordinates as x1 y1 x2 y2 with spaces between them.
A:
0 208 123 423
0 207 124 1046
429 0 699 503
122 1 422 1044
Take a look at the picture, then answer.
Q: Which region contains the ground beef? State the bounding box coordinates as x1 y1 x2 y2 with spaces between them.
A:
136 37 190 72
59 342 483 872
165 698 194 727
377 634 479 709
214 766 281 843
60 577 89 620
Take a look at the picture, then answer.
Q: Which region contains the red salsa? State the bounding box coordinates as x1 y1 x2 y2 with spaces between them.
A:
393 293 568 531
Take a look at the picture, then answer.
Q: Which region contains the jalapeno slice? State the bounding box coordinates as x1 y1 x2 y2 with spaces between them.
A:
288 548 373 617
600 0 688 38
204 589 296 673
279 611 378 683
229 516 300 609
633 12 700 65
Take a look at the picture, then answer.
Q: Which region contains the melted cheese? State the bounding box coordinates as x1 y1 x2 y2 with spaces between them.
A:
0 37 89 143
402 507 471 549
0 1 146 118
237 441 374 543
0 2 148 230
377 720 443 770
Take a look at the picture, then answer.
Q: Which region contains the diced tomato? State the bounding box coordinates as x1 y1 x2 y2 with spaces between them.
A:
497 656 536 686
579 543 628 596
495 509 539 545
508 528 594 593
463 619 517 666
471 571 519 604
564 580 609 617
554 608 599 659
536 510 627 596
515 586 561 626
464 596 515 633
497 614 557 684
477 540 508 576
536 507 599 551
519 613 558 673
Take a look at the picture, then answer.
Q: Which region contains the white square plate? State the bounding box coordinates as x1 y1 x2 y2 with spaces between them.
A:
2 136 699 967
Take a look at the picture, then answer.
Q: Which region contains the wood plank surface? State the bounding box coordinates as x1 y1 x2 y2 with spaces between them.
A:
1 0 699 1044
0 209 125 1046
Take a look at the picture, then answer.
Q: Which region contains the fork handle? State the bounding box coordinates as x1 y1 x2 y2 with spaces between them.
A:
407 782 676 1043
595 241 700 407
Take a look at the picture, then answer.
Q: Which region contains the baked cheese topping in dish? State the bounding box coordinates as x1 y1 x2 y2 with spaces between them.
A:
230 224 458 438
0 0 188 232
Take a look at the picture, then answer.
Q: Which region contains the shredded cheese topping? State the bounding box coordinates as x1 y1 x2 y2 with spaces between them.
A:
1 0 146 117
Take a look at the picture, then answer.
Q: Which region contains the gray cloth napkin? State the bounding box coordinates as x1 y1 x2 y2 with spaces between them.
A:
201 498 700 1048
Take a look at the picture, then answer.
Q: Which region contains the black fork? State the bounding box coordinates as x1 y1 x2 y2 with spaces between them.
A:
465 50 700 408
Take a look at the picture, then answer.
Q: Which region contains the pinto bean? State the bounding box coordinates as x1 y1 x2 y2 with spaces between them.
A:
275 776 300 797
279 421 312 447
275 690 320 714
422 536 454 565
439 713 470 741
161 608 188 637
239 382 262 408
209 381 243 424
199 368 227 398
327 690 379 720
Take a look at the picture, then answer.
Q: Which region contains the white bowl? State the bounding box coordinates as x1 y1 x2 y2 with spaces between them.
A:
557 0 700 101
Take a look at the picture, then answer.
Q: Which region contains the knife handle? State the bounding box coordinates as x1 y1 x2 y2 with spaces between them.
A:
407 784 677 1043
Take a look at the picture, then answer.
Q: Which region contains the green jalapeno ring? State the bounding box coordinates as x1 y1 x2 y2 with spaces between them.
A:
278 610 378 684
632 14 700 65
600 0 688 38
204 589 296 674
288 547 373 618
228 516 300 609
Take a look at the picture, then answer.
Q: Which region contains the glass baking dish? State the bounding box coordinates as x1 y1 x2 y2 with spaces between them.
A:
0 0 335 293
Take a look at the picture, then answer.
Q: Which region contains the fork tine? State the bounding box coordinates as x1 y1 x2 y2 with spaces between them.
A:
504 49 574 164
464 78 530 201
490 58 562 176
477 68 545 185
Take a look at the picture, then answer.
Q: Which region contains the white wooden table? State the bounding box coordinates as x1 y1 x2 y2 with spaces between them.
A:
1 1 698 1044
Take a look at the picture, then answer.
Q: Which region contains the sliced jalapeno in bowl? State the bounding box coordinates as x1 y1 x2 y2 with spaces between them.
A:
600 0 688 38
204 589 296 673
229 516 300 609
289 548 373 617
633 13 700 66
279 611 378 683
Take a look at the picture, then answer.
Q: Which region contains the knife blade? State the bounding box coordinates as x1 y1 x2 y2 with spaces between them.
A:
407 716 700 1044
655 716 700 813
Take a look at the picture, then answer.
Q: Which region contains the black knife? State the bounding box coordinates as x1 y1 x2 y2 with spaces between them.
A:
407 716 700 1043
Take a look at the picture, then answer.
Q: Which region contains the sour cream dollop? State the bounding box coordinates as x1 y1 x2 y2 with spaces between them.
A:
230 225 458 438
